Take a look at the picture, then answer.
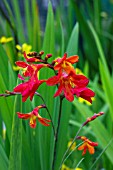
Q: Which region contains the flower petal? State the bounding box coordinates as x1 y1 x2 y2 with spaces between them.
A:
78 144 85 151
54 84 63 97
17 112 31 119
73 87 95 103
66 55 79 64
38 116 51 126
87 144 95 154
15 61 28 68
64 83 74 102
46 74 60 86
82 145 87 155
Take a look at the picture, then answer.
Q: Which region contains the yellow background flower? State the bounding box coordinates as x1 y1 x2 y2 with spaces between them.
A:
0 36 13 44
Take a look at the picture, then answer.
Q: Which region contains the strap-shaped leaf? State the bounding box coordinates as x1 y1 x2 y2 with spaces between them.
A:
8 94 22 170
66 23 79 56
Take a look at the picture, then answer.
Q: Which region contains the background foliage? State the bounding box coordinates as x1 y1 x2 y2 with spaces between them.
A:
0 0 113 170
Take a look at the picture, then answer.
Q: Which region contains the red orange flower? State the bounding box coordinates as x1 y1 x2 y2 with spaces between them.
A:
14 61 46 102
14 75 45 102
15 60 45 77
46 71 95 103
17 105 51 128
54 53 79 74
77 136 98 155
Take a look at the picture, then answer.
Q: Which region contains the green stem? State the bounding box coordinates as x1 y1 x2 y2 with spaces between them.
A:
52 96 63 170
59 124 83 169
62 142 84 166
35 92 56 138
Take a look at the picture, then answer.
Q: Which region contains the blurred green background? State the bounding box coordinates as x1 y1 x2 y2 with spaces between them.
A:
0 0 113 170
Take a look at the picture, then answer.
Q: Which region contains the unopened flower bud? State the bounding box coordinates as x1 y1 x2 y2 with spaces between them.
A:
45 54 52 61
27 52 37 57
83 112 104 126
39 51 44 56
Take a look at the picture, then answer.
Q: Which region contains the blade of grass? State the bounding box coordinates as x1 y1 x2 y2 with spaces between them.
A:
0 144 9 170
66 22 79 55
8 93 22 170
0 0 16 35
24 0 32 44
38 2 55 170
8 62 16 91
99 60 113 120
60 21 65 56
42 2 55 56
89 137 113 170
0 44 9 87
2 0 15 28
0 73 13 140
94 0 101 33
11 0 25 43
31 0 41 50
71 1 99 68
87 21 108 71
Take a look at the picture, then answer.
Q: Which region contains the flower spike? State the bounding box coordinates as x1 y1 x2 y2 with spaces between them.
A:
83 112 104 126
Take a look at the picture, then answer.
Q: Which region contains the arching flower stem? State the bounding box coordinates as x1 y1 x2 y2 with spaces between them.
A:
59 124 83 169
35 92 56 138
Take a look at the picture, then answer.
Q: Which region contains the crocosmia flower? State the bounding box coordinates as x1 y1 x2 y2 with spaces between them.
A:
54 53 79 74
13 60 46 102
46 70 95 103
77 136 98 155
17 105 51 128
47 71 75 101
14 75 45 102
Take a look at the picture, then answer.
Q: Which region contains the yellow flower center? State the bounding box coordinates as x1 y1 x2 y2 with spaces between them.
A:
30 115 36 125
